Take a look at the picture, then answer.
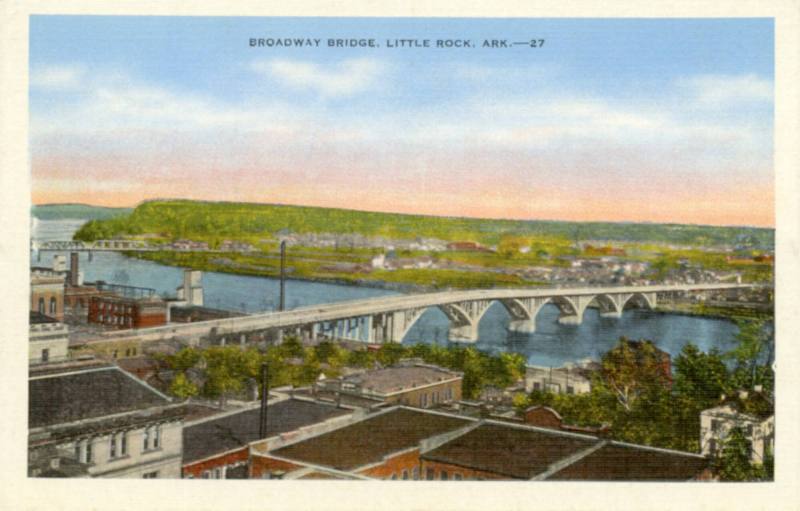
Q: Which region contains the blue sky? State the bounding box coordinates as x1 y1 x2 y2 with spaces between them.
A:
29 16 774 226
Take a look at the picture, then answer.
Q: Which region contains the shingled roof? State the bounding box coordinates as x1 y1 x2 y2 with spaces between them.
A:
270 408 472 471
29 365 170 429
182 399 350 465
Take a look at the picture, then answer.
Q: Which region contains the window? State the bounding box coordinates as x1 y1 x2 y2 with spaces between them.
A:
454 473 463 481
41 349 49 363
143 427 150 450
711 419 722 433
85 441 92 463
533 382 541 391
120 432 127 456
426 468 435 480
402 470 409 480
421 393 428 408
440 470 448 480
214 468 221 479
109 435 117 459
566 386 575 395
412 467 419 480
49 297 57 314
153 425 161 449
112 350 118 359
202 471 210 479
390 474 397 480
143 471 159 479
38 298 45 314
745 424 754 436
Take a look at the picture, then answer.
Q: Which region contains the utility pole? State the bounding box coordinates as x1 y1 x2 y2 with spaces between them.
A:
279 241 286 312
259 363 269 439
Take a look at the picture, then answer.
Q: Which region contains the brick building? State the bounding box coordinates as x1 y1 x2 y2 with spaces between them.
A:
87 283 167 329
251 406 710 481
314 362 462 409
182 398 351 479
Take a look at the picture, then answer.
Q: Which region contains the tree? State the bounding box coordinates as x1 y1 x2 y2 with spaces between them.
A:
728 319 772 390
167 347 202 372
169 372 199 399
601 338 670 412
376 343 408 367
714 427 766 481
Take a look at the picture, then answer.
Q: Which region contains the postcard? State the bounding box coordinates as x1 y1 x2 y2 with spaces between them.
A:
2 1 799 510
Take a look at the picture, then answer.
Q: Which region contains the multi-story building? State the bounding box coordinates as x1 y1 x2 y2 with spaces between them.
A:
700 389 775 464
314 362 462 409
30 268 65 321
87 283 167 329
29 311 69 364
28 360 192 478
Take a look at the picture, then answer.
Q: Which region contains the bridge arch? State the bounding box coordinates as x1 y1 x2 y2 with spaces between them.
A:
588 294 621 315
622 292 656 310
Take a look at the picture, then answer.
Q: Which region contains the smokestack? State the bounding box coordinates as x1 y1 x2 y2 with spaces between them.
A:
279 241 286 312
259 363 269 439
70 252 79 287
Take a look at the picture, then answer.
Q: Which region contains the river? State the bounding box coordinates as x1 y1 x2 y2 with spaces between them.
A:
33 219 743 367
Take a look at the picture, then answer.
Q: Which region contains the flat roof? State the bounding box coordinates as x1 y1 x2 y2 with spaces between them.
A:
270 408 472 471
182 399 350 465
29 365 170 428
421 423 597 479
547 443 708 481
343 365 461 395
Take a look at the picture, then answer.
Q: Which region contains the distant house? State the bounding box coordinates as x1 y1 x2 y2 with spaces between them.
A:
700 389 774 464
447 241 484 251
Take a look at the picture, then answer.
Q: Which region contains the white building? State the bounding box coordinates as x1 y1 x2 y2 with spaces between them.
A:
525 365 592 395
700 390 774 464
28 360 189 478
29 311 69 364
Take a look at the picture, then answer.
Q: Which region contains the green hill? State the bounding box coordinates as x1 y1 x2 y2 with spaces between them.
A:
72 199 774 248
32 203 133 221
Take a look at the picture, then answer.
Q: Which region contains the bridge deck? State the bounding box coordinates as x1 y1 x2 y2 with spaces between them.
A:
83 283 755 345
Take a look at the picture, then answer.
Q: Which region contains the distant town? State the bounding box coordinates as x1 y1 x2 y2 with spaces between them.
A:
28 202 774 481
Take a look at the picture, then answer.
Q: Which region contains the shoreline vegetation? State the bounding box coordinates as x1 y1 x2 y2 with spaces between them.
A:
37 199 774 302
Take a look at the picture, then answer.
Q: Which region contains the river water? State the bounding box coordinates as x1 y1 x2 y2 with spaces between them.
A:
33 219 742 366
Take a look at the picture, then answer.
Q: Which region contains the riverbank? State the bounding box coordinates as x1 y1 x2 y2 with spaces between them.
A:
655 303 773 322
125 250 542 292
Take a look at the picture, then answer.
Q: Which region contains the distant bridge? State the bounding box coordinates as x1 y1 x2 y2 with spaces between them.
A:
82 283 755 348
32 239 159 253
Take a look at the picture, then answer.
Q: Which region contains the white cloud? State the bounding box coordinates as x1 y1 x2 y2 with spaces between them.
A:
678 74 773 106
250 58 385 97
30 64 85 90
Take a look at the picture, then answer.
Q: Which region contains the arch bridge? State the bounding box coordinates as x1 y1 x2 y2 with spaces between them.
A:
84 283 755 348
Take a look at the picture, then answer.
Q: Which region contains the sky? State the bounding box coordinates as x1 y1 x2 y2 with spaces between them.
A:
29 16 774 227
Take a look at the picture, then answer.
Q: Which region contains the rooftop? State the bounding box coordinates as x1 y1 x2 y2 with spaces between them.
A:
29 365 170 429
547 442 708 481
30 311 59 325
421 423 597 479
270 408 472 471
340 364 462 395
182 398 350 465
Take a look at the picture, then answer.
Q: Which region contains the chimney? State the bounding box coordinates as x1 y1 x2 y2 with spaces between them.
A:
70 252 80 287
